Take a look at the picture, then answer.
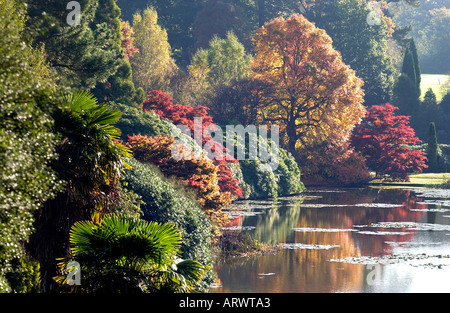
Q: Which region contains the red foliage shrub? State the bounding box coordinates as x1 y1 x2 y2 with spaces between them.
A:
351 103 428 181
126 134 232 224
143 90 243 198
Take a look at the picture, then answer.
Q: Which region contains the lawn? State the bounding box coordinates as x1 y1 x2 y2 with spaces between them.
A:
369 173 450 187
407 173 450 185
421 74 449 102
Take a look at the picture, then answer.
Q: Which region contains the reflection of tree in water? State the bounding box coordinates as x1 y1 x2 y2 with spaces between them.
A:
297 189 427 256
351 189 426 256
249 199 303 244
216 188 429 292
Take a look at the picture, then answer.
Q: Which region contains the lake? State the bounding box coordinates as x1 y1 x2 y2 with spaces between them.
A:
211 187 450 293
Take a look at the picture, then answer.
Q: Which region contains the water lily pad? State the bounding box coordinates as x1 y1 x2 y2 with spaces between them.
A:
384 241 443 247
227 211 264 217
220 226 256 231
412 189 450 199
353 203 404 208
279 243 340 250
410 208 450 212
356 231 413 236
353 222 450 232
298 203 348 208
293 227 355 233
330 253 450 267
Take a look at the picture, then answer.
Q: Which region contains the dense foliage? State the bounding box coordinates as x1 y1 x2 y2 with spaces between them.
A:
126 135 231 223
0 0 61 292
122 158 215 289
143 90 243 200
26 0 124 90
130 8 178 94
25 90 132 292
304 0 396 106
392 0 449 74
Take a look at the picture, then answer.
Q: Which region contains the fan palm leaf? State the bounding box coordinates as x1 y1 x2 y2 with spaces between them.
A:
55 214 207 293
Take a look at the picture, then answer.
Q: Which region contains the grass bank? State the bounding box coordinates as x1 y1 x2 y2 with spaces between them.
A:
368 173 450 188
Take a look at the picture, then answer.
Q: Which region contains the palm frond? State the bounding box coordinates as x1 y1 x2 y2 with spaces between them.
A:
55 214 207 293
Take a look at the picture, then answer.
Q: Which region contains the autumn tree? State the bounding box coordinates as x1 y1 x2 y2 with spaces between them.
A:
251 14 366 155
212 76 274 126
352 103 428 181
130 8 178 94
120 20 139 61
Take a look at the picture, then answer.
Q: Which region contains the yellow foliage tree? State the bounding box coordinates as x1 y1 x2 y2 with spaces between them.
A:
130 7 178 93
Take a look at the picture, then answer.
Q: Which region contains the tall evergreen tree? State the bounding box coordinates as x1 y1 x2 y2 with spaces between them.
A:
90 0 139 105
401 46 418 94
400 40 421 99
423 88 440 136
408 38 421 97
423 88 438 107
392 42 422 133
427 122 439 173
26 0 123 89
441 92 450 115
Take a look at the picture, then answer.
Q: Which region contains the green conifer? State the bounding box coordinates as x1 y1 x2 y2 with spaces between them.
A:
427 122 439 173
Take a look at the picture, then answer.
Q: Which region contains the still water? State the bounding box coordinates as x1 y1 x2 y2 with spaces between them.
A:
211 188 450 293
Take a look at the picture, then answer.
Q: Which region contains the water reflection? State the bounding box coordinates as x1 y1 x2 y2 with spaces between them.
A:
213 188 450 293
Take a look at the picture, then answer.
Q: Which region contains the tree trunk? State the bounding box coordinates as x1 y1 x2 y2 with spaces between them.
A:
286 121 297 155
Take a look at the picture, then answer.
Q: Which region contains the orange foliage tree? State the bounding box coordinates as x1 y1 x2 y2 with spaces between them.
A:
250 14 366 156
120 20 139 61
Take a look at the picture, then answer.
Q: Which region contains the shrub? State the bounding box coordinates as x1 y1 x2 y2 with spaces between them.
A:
298 141 370 186
142 90 243 199
240 159 279 198
54 214 208 293
225 131 304 198
218 231 265 258
126 135 232 222
276 148 305 196
122 158 215 289
0 0 62 292
110 102 171 141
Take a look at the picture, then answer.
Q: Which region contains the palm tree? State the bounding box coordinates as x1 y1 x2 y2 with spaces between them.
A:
54 214 207 293
26 91 132 292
